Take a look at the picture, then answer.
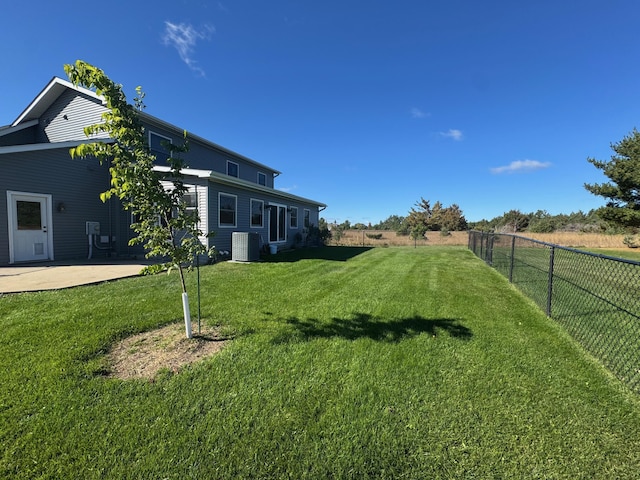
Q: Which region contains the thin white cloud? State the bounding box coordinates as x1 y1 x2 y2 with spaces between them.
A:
162 22 214 76
440 129 463 141
491 159 552 174
410 107 428 119
278 185 298 193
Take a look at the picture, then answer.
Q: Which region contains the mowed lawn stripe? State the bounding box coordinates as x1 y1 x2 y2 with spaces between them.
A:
1 246 639 479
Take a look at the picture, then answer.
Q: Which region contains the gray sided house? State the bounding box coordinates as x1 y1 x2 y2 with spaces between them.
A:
0 77 326 265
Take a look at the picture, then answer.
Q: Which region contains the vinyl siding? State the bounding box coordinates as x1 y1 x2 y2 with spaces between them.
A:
206 179 321 255
141 121 277 189
0 125 37 146
1 82 323 264
0 148 114 264
158 179 210 248
38 90 108 143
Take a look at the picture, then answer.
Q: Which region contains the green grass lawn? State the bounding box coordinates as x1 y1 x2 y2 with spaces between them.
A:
584 247 640 262
2 246 640 479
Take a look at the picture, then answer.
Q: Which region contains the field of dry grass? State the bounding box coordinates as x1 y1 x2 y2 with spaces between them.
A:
328 230 629 250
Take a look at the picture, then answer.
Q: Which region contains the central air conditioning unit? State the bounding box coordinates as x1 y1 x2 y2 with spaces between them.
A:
232 232 260 262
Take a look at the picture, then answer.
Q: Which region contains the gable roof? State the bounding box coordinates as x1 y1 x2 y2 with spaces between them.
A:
153 166 326 208
12 77 281 175
12 77 103 126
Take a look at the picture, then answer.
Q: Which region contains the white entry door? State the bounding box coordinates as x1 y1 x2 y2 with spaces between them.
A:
7 191 53 263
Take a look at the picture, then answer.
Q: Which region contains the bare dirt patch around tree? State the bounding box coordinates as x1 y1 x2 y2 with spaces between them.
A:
106 322 229 380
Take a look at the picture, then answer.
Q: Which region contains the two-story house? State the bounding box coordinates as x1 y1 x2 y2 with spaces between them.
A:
0 77 326 265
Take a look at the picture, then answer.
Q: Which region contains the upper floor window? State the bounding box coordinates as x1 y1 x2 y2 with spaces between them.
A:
290 207 298 228
227 160 239 178
149 132 172 163
251 199 264 228
257 172 267 186
219 193 237 227
304 209 311 228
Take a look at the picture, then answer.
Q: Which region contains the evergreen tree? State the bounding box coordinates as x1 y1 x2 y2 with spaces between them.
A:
585 129 640 229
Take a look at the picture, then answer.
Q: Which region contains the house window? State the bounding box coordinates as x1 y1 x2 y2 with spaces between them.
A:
219 193 237 227
150 132 172 162
290 207 298 228
227 160 239 178
304 209 310 228
269 204 287 243
181 191 199 223
251 199 264 228
183 191 198 213
257 172 266 186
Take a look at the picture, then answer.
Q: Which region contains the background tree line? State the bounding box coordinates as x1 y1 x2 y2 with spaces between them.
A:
325 127 640 240
326 205 612 239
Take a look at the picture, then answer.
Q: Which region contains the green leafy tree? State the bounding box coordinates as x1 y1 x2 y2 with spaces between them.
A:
468 219 492 232
65 60 212 337
499 209 529 233
585 129 640 229
374 215 405 231
528 210 556 233
314 218 332 245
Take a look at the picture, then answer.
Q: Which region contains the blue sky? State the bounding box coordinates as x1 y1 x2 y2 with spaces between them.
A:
2 1 640 224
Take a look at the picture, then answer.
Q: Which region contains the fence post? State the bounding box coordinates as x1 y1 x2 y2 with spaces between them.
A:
546 246 555 317
509 235 515 283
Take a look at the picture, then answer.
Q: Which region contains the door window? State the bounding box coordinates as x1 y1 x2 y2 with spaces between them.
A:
17 201 42 230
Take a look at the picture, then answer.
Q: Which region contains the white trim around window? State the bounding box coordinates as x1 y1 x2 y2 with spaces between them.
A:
218 192 237 228
304 208 311 228
290 206 298 229
257 172 267 186
250 198 264 228
149 131 172 161
227 160 239 178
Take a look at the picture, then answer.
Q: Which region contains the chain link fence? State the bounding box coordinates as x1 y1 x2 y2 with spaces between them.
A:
468 230 640 394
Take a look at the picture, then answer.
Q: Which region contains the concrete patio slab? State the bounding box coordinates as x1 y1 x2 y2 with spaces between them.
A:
0 259 154 294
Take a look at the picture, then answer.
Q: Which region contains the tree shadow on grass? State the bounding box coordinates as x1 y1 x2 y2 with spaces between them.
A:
263 246 372 263
271 312 472 344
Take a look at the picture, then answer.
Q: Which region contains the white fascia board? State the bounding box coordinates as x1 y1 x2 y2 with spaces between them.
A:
153 166 327 208
12 77 105 126
153 166 325 207
208 170 326 207
153 165 213 178
0 138 115 155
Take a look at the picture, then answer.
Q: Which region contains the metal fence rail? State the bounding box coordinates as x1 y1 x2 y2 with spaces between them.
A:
468 230 640 394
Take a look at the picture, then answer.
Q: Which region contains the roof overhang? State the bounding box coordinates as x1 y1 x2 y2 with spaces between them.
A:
10 77 283 177
0 138 114 156
153 166 326 208
12 77 104 127
0 119 39 138
141 111 281 176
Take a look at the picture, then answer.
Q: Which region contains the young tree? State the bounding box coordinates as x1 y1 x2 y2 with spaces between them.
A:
584 129 640 229
410 223 427 248
65 60 212 338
